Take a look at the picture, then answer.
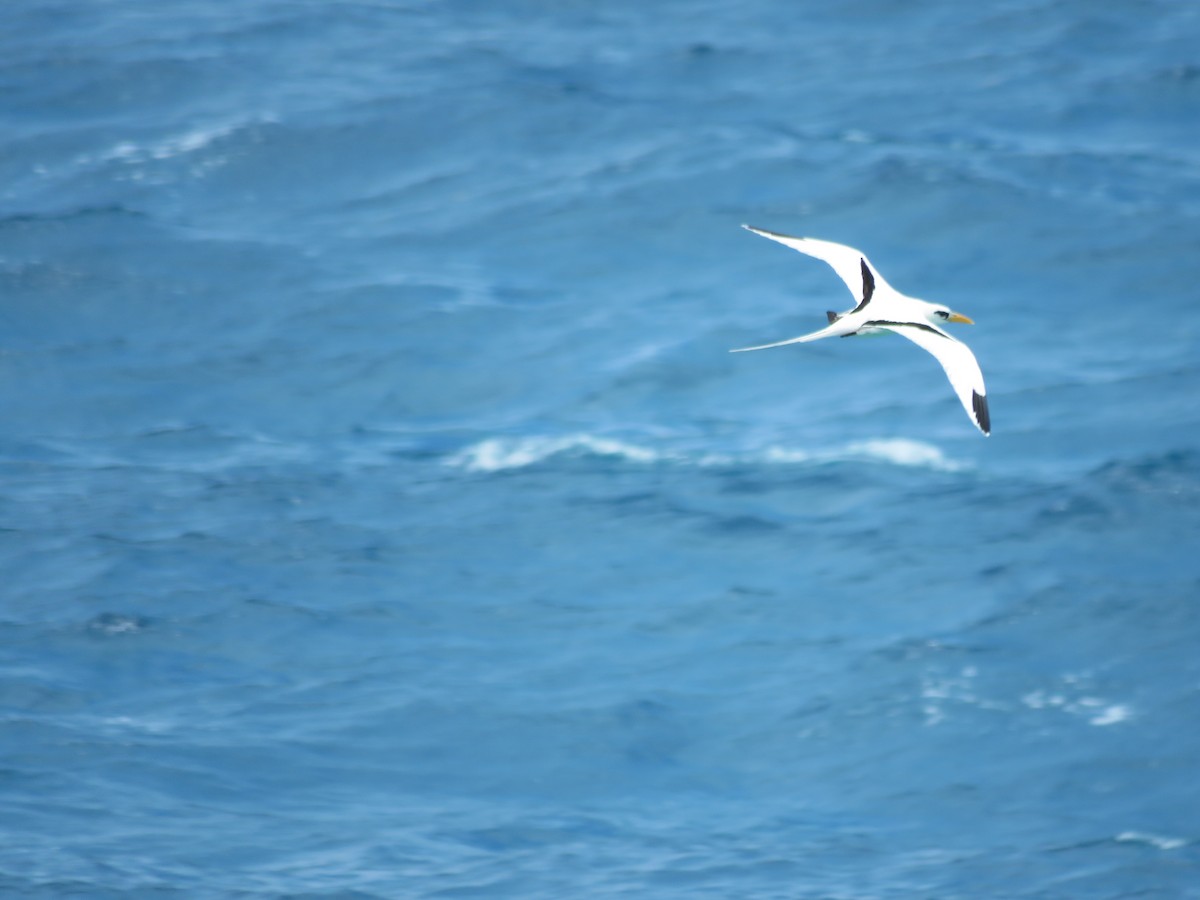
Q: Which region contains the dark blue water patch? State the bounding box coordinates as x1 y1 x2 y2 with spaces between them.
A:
1093 449 1200 496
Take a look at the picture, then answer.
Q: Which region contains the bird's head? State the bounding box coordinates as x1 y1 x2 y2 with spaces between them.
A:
928 305 974 325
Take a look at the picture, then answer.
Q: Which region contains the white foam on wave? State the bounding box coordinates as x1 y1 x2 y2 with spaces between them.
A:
916 666 1137 729
1021 689 1133 727
445 434 964 474
1088 703 1133 726
446 434 664 473
850 438 961 470
766 438 963 472
84 116 277 168
100 125 236 164
1116 831 1187 851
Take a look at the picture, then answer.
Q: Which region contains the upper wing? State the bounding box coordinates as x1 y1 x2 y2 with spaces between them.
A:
743 225 890 313
730 316 858 352
877 323 991 435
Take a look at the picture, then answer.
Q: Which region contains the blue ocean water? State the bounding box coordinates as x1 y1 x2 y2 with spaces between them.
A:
2 0 1200 895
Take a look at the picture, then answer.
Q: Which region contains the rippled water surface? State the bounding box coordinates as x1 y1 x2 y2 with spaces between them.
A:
3 0 1200 896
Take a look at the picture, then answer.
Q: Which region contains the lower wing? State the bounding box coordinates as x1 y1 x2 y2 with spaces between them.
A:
878 323 990 435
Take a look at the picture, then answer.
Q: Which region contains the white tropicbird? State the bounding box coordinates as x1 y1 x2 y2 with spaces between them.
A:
732 225 990 436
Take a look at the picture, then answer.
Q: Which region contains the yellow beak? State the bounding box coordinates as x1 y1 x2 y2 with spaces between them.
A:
947 312 974 324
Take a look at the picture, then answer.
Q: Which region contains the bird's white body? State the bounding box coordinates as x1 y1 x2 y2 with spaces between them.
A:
733 225 991 436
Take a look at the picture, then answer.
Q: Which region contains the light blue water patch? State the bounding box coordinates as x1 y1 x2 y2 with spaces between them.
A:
2 0 1200 896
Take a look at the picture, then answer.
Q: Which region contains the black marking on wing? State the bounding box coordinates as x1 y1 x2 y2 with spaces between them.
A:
973 391 991 435
850 259 875 313
862 320 946 337
826 310 840 323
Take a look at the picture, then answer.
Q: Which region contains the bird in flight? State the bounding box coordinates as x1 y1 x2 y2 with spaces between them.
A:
732 225 990 436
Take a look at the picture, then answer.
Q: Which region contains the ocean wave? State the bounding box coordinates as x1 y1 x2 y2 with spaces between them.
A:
445 434 663 472
919 666 1135 729
1115 831 1187 851
79 116 277 169
444 434 964 474
1020 689 1132 727
23 427 319 475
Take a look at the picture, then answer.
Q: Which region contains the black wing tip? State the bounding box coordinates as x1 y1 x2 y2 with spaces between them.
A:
972 390 991 436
